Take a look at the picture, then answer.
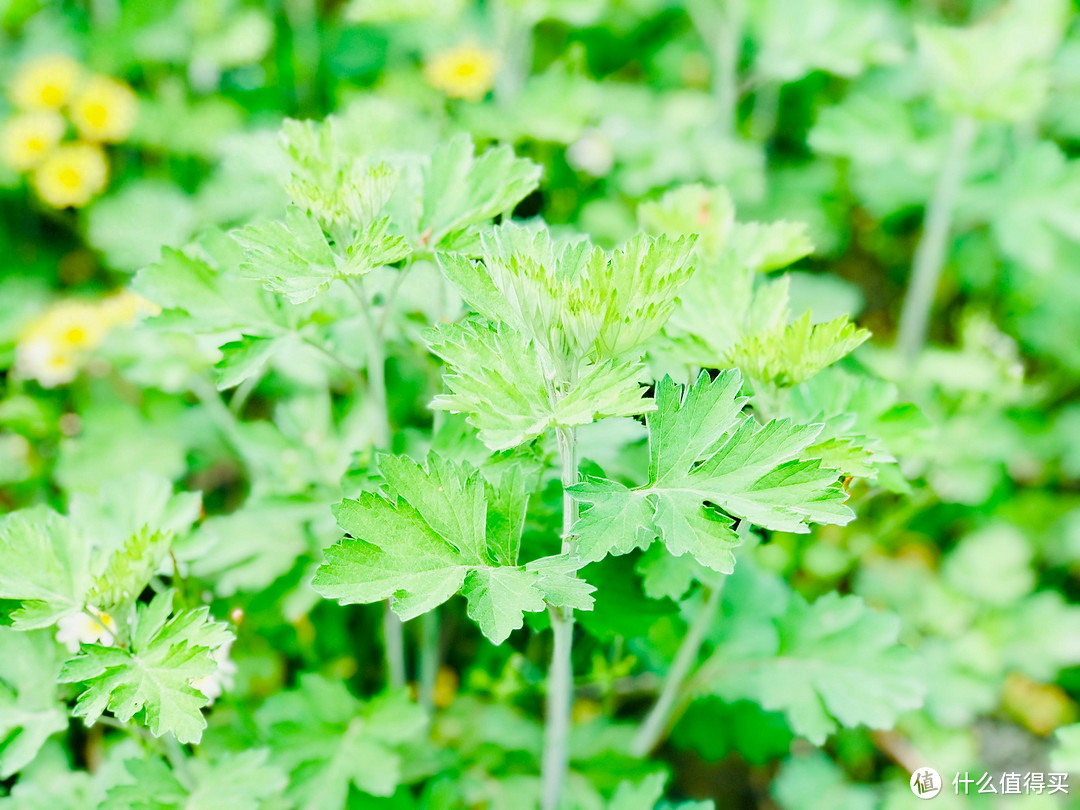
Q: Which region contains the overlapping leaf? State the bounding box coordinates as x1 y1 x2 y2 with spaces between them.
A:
234 206 409 304
570 371 852 570
427 319 653 450
58 591 233 744
726 312 869 388
438 223 696 367
697 592 924 744
313 453 592 643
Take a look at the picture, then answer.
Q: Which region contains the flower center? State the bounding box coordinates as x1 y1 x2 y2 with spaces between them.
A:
64 326 87 345
40 84 64 106
454 61 478 78
58 167 81 189
26 137 45 153
85 103 108 128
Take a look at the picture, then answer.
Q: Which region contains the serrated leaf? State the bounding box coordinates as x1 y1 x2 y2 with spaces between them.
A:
699 592 924 744
0 507 89 629
58 591 233 744
235 206 407 304
418 134 541 248
570 371 853 569
727 312 870 388
313 453 591 643
428 319 652 451
438 224 696 366
132 229 286 336
87 528 172 613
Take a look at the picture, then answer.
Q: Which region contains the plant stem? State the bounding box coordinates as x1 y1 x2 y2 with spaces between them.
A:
896 115 978 360
630 581 724 757
710 0 744 137
346 278 405 690
418 609 441 712
383 603 407 690
541 426 579 810
493 0 533 106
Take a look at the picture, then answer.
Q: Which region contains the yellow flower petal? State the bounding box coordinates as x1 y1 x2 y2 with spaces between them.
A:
32 142 108 208
424 44 498 102
10 53 83 110
70 75 138 143
0 111 66 172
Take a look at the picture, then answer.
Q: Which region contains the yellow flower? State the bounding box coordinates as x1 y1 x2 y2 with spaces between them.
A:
32 142 108 208
424 43 498 102
15 299 111 387
69 75 138 143
0 111 66 171
9 53 83 110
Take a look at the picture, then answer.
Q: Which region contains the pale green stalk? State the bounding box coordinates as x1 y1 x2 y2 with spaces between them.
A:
689 0 744 136
418 610 441 712
630 581 724 756
348 277 406 689
896 115 978 359
541 425 579 810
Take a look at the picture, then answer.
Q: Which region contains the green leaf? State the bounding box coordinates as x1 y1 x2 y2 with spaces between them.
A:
313 453 593 643
87 528 172 614
570 371 853 568
0 508 89 629
181 501 310 597
255 675 426 809
700 592 924 744
428 319 652 451
58 591 233 744
438 224 696 366
235 206 409 304
417 134 542 248
132 229 286 336
0 629 68 778
916 0 1068 122
772 753 877 810
727 312 870 388
213 335 280 390
608 772 666 810
1051 723 1080 773
103 750 287 810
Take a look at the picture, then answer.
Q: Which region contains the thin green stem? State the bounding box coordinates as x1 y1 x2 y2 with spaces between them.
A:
300 336 366 389
347 277 404 688
383 603 407 691
541 426 579 810
418 609 441 712
896 115 978 360
693 0 743 137
630 581 725 757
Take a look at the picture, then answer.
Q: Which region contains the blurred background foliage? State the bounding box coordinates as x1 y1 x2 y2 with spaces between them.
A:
2 0 1080 808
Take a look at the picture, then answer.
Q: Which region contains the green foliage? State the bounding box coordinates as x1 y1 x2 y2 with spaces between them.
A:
255 675 426 807
571 371 853 569
699 590 923 744
58 590 233 744
0 508 89 630
314 453 593 643
3 0 1078 806
727 312 870 389
0 631 67 779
